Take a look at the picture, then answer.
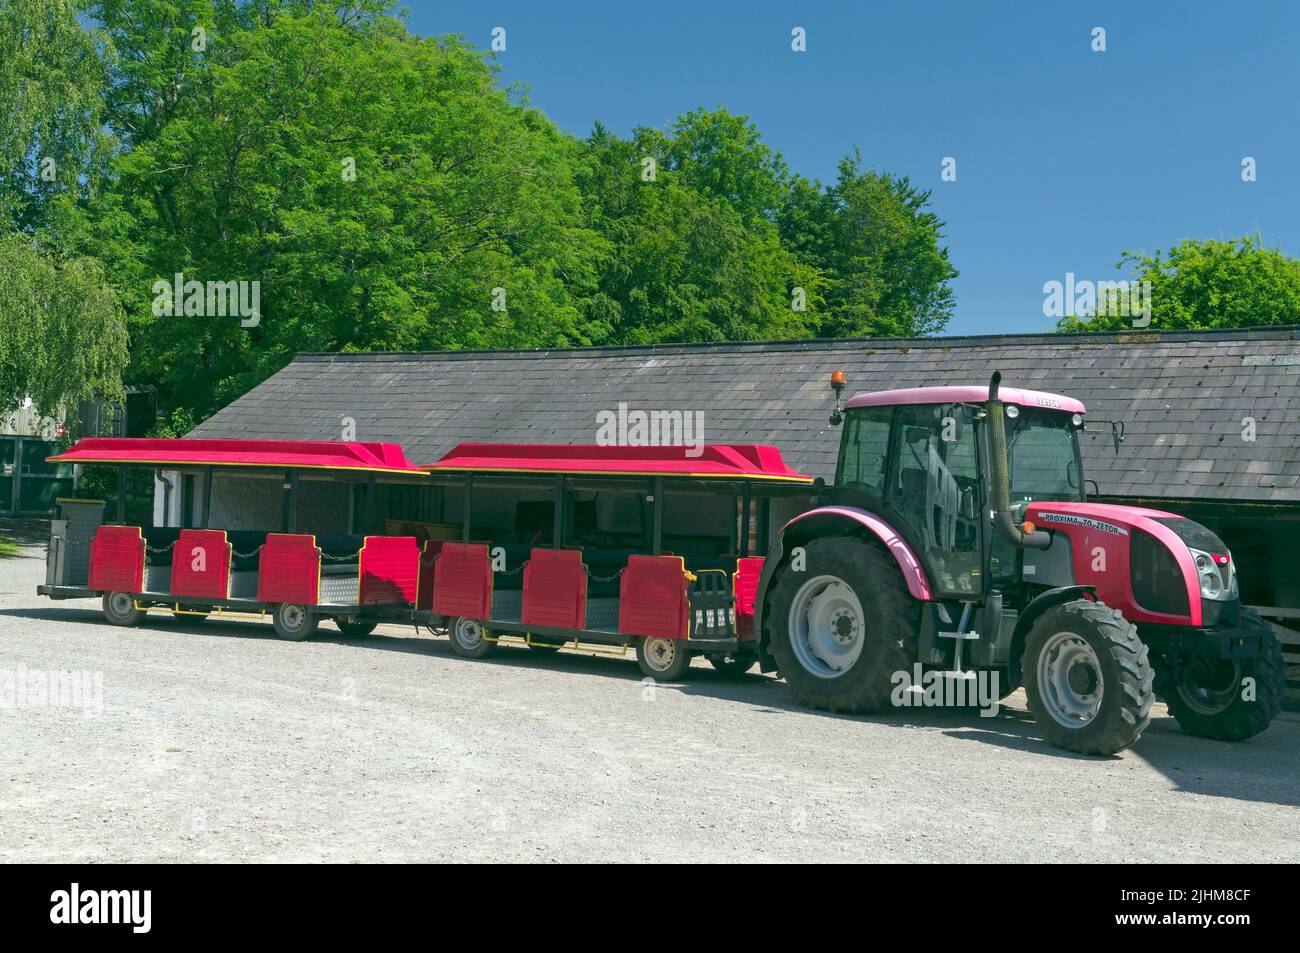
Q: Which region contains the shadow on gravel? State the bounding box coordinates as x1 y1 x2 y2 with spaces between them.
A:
7 600 1299 808
0 518 51 548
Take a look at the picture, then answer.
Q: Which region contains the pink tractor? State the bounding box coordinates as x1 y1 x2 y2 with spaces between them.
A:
755 372 1284 754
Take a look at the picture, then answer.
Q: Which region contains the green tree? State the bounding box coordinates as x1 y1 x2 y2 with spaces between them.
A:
0 0 115 235
0 233 128 427
780 152 957 338
1058 236 1300 331
577 115 822 344
91 2 605 416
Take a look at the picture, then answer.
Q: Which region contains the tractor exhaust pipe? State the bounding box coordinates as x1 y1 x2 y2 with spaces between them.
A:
986 372 1051 550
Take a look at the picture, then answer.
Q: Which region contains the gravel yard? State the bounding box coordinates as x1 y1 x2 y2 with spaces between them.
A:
2 529 1297 863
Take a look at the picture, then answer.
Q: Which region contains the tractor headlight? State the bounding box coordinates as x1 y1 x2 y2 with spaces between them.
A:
1190 547 1234 601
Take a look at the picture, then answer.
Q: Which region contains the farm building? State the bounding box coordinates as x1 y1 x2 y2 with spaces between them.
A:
156 325 1299 649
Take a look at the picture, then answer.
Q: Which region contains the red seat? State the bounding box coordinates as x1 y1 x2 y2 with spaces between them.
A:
88 526 145 593
258 534 320 605
618 554 690 639
170 529 232 599
359 536 420 605
733 556 764 641
521 548 587 630
433 542 492 618
416 540 444 612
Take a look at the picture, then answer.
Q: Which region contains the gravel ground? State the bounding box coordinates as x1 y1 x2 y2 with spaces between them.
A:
2 530 1297 863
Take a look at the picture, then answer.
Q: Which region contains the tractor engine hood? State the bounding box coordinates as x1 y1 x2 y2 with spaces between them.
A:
1024 501 1209 627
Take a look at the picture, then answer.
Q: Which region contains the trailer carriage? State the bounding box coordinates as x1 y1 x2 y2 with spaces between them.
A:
36 437 816 678
416 442 815 677
38 438 430 639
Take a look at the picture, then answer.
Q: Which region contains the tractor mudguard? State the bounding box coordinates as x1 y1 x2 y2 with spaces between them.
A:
1005 584 1098 685
752 506 933 669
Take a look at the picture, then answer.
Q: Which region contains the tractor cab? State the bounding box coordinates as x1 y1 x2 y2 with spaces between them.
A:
755 372 1283 756
830 383 1087 598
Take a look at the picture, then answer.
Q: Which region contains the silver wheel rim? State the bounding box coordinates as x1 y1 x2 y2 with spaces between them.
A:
643 637 677 672
110 592 133 617
787 574 866 679
1037 631 1104 727
280 604 305 632
455 618 484 650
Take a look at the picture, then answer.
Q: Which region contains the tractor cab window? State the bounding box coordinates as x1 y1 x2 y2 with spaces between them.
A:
836 406 892 498
1008 409 1083 503
885 403 983 595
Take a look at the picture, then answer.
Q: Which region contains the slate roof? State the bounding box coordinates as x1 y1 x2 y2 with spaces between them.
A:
191 326 1300 505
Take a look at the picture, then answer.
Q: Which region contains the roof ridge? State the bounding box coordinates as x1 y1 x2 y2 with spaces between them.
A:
292 325 1300 363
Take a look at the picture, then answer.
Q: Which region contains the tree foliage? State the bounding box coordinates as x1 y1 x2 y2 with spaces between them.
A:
0 233 128 426
1058 236 1300 332
2 0 961 423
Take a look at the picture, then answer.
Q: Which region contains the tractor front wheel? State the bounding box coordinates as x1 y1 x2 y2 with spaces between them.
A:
767 536 915 714
1163 608 1285 742
1021 600 1153 755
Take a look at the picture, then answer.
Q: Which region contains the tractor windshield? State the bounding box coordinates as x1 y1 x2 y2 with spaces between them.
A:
1005 408 1084 503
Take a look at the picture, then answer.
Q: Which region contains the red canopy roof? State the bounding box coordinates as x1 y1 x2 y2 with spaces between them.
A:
425 443 813 482
48 438 423 475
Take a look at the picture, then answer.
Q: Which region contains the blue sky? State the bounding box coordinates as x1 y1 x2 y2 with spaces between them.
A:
404 0 1300 337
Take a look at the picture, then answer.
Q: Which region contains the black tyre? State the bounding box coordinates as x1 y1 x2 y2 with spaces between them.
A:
102 591 144 627
334 617 378 638
706 655 755 676
271 603 319 642
1021 600 1153 756
447 617 496 659
1163 607 1284 741
636 636 692 680
766 536 915 713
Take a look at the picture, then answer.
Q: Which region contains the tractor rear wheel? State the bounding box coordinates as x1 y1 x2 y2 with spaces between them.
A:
1163 608 1284 741
767 537 915 714
1021 600 1152 755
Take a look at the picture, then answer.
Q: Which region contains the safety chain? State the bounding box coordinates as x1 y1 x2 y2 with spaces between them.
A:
146 541 176 554
232 545 263 559
495 564 525 577
585 567 625 583
321 550 362 562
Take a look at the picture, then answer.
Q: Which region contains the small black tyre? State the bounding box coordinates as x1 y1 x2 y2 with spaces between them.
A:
1021 599 1153 756
637 636 692 680
272 603 319 642
447 617 496 659
766 536 916 713
103 591 144 627
707 655 755 676
334 617 378 638
1163 607 1285 742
